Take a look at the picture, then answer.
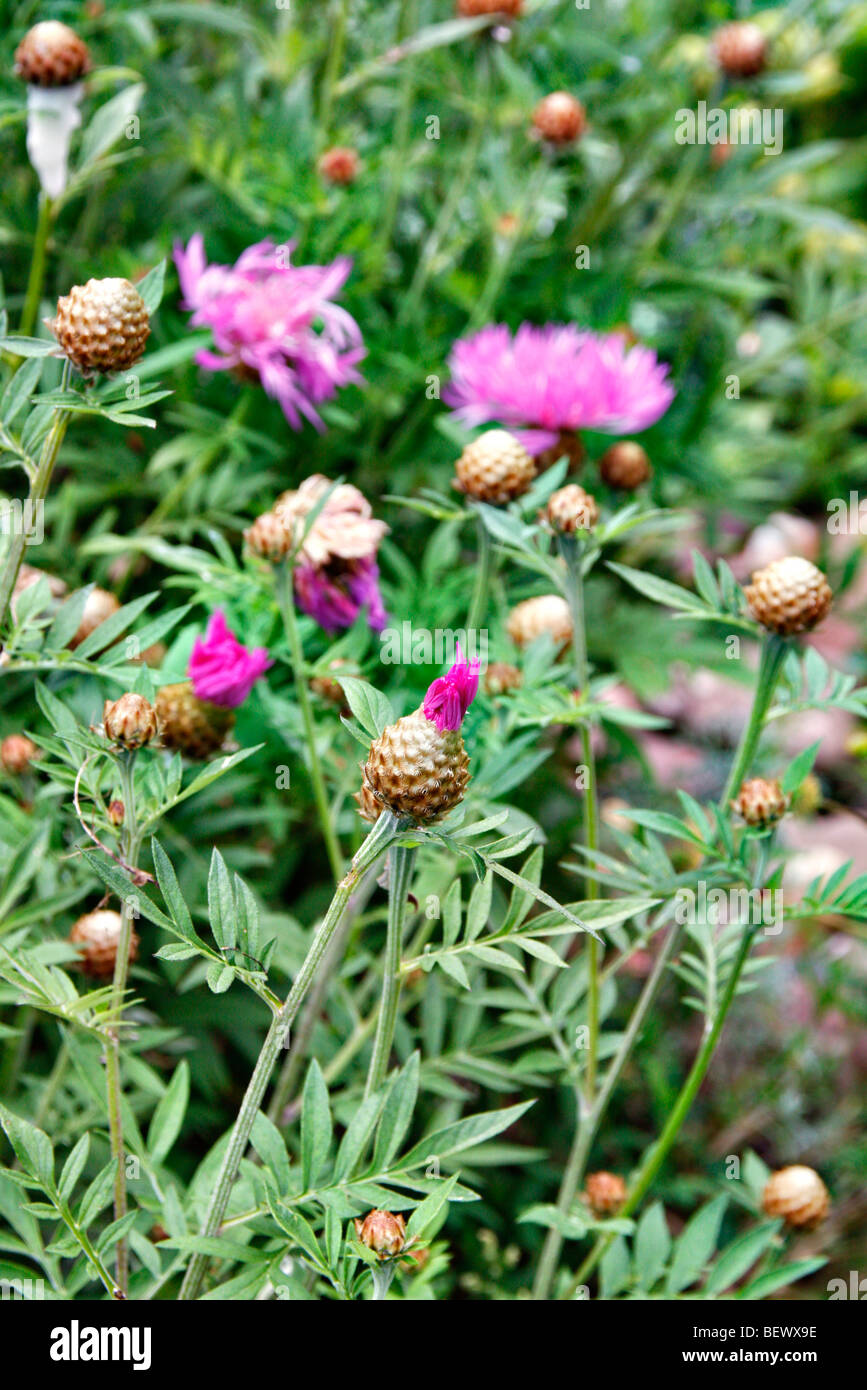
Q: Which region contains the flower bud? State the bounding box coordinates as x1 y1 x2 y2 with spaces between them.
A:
1 734 38 774
731 777 788 828
108 799 125 826
532 92 586 145
357 653 478 824
544 484 598 533
50 278 151 376
69 909 139 979
103 693 158 750
484 661 522 695
585 1171 627 1215
457 0 522 14
455 429 536 504
318 147 361 185
712 21 767 78
244 510 293 561
744 556 832 635
354 1210 407 1258
14 22 90 87
762 1166 829 1229
507 594 572 651
599 441 651 490
156 682 235 761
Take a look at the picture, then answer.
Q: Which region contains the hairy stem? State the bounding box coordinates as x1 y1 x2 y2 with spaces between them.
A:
365 844 416 1097
178 812 399 1301
466 512 493 636
721 633 788 807
0 361 71 633
104 751 143 1298
19 192 55 339
275 560 344 882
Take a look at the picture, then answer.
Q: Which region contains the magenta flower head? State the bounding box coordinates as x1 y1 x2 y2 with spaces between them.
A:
294 555 387 635
173 235 365 430
443 323 675 454
188 610 272 709
423 646 480 732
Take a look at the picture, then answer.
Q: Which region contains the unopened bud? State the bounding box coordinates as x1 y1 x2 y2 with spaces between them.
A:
103 693 158 750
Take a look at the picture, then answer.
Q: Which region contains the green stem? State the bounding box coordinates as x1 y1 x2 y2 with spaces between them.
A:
319 0 350 146
275 561 344 882
368 1 419 287
19 193 55 339
104 751 143 1298
466 512 493 636
0 361 71 634
33 1034 71 1128
364 844 416 1097
531 536 600 1299
569 922 760 1296
266 865 378 1123
178 812 399 1301
721 634 788 808
532 910 685 1300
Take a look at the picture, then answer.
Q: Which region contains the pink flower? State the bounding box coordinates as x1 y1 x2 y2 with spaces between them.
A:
294 556 387 635
188 610 272 708
423 647 480 731
173 235 365 430
443 323 675 453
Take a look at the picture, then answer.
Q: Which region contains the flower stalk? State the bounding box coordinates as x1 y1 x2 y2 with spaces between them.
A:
275 559 344 881
178 810 399 1301
365 843 416 1097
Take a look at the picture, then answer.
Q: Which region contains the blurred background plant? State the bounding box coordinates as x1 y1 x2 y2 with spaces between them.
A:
0 0 865 1300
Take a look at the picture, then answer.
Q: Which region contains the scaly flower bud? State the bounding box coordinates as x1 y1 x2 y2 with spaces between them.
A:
507 594 572 651
484 661 522 695
762 1166 829 1229
712 21 767 78
244 510 293 562
544 484 598 533
356 651 479 824
156 682 235 761
50 278 151 376
599 441 651 490
731 777 788 828
532 92 586 145
455 429 536 504
0 734 38 774
102 693 158 750
318 146 361 185
585 1171 627 1215
69 909 138 979
353 1210 407 1258
14 22 90 86
108 799 125 826
744 557 832 635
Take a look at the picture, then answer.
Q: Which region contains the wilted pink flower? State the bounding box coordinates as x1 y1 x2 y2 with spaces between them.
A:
276 475 388 568
444 323 675 453
423 647 480 731
188 610 271 708
294 556 387 635
279 474 389 634
173 235 365 430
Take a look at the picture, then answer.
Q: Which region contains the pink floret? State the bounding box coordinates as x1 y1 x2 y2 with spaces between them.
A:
188 609 272 709
423 647 480 731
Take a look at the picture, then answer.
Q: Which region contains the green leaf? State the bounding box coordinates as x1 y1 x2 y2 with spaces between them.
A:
147 1062 190 1164
400 1100 534 1170
781 739 821 796
206 963 234 994
405 1172 460 1241
0 1105 54 1189
43 586 94 652
78 84 145 168
58 1134 90 1203
633 1201 671 1290
250 1111 290 1194
738 1258 827 1300
207 850 235 951
333 1093 383 1183
136 260 167 316
600 1235 631 1299
372 1052 420 1171
335 676 394 739
666 1196 727 1294
300 1061 332 1190
151 840 197 944
705 1222 779 1296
